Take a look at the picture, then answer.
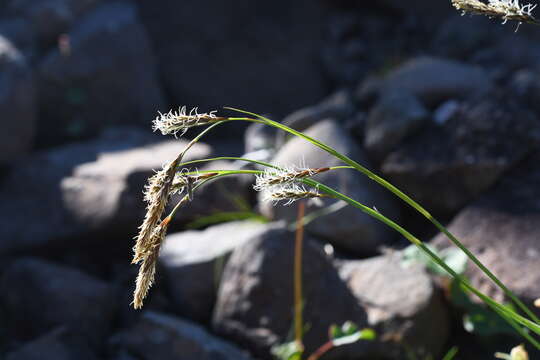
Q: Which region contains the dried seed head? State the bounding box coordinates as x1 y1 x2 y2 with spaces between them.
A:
132 218 170 309
452 0 537 26
170 170 219 199
263 183 324 206
253 166 330 192
133 160 177 264
153 106 224 137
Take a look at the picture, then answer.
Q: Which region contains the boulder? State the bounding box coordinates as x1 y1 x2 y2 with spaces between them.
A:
381 94 540 215
5 327 97 360
36 1 164 147
5 0 101 47
0 35 35 164
432 152 540 308
110 311 253 360
364 90 428 161
135 0 327 118
212 225 369 358
0 127 210 256
160 220 270 323
259 119 399 255
338 253 449 358
1 258 115 345
378 57 492 107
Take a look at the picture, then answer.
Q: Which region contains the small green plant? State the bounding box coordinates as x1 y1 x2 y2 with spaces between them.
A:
129 106 540 353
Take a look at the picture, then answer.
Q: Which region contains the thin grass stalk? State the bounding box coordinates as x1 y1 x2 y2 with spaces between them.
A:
294 201 305 349
223 108 540 325
174 163 540 346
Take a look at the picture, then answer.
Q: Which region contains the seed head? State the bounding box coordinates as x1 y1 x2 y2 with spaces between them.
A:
254 166 330 192
132 217 170 309
263 183 324 206
452 0 537 26
153 106 224 137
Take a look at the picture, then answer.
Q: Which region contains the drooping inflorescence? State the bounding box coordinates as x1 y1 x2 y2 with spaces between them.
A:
452 0 537 26
263 182 325 206
152 106 224 137
253 165 329 191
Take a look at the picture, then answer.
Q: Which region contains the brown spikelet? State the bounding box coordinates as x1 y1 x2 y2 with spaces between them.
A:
132 217 170 309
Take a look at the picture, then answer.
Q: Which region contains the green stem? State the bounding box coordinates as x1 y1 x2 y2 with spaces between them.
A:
224 108 540 325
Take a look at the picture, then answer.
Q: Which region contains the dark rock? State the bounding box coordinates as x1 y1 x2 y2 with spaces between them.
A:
432 152 540 308
0 127 210 256
364 90 428 161
135 0 327 118
338 253 449 358
379 57 492 107
1 258 115 345
260 119 399 255
160 220 270 323
36 1 164 147
5 0 101 48
212 225 369 358
5 327 97 360
110 311 253 360
0 18 36 60
381 94 539 215
0 35 36 165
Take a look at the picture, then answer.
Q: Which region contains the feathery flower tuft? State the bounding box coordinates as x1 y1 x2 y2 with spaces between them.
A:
132 217 171 309
153 106 224 137
452 0 537 26
263 183 325 206
253 166 330 192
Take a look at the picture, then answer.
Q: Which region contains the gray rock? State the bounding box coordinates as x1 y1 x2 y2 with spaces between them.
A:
0 35 36 165
381 94 539 215
0 18 36 60
5 0 101 47
281 90 354 137
432 152 540 307
1 258 115 345
364 90 428 160
5 327 97 360
135 0 327 118
338 253 449 358
244 122 277 155
0 127 210 255
37 1 164 147
379 57 492 107
260 119 399 255
212 225 369 358
111 311 253 360
160 220 270 323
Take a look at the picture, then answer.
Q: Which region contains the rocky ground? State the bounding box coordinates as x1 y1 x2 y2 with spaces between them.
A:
1 0 540 359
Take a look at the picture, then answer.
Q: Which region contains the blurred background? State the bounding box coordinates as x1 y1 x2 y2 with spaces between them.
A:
1 0 540 359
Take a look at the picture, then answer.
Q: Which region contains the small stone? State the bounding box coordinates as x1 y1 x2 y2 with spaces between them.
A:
364 90 428 160
160 220 270 323
433 100 459 126
337 253 449 358
213 225 369 358
1 258 115 345
110 311 253 360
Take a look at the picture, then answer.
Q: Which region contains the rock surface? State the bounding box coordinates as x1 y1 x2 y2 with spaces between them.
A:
378 57 492 107
111 311 253 360
36 1 164 147
338 253 449 358
5 327 97 360
1 258 115 345
135 0 327 118
381 94 540 215
0 35 36 164
213 225 369 358
364 90 428 160
160 220 270 323
260 119 399 255
432 152 540 308
0 127 210 255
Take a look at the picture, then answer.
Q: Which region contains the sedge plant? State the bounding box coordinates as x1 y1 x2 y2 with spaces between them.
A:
129 106 540 353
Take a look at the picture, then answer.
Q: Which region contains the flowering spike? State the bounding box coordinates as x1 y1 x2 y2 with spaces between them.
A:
152 106 224 137
452 0 538 27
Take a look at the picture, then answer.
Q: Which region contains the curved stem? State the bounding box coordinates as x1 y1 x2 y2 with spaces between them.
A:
224 108 540 325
